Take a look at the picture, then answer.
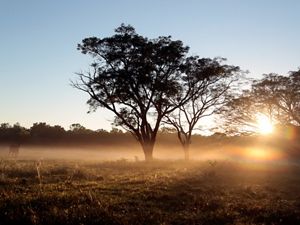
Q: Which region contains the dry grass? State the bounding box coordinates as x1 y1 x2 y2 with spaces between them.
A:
0 158 300 225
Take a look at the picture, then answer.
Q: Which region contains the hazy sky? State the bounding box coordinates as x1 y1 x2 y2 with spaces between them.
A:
1 0 299 131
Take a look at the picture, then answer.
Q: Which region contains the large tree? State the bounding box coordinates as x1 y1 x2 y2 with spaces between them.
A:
72 24 203 161
164 57 242 160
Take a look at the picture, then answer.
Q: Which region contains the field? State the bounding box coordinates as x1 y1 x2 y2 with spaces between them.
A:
1 152 300 225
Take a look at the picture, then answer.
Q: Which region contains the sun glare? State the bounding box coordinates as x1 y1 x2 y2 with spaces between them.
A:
256 114 273 135
244 147 282 161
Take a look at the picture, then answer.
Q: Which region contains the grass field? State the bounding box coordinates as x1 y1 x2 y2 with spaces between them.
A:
0 157 300 225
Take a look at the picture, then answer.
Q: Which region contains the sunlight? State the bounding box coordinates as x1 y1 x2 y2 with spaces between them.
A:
247 148 270 160
256 114 273 135
244 146 283 161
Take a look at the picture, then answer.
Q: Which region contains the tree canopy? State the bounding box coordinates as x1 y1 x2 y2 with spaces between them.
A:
164 57 242 160
252 70 300 125
218 68 300 135
73 24 227 161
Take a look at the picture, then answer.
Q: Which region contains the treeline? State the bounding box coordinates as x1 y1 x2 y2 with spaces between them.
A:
1 122 299 152
0 122 134 146
0 122 249 147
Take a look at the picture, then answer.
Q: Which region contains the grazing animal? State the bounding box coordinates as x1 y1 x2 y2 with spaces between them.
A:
9 143 20 157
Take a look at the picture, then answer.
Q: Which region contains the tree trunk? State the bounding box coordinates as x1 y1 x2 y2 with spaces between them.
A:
183 144 190 161
144 150 153 162
142 142 154 162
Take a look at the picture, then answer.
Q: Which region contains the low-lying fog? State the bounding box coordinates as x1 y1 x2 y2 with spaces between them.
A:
0 143 294 165
0 145 221 161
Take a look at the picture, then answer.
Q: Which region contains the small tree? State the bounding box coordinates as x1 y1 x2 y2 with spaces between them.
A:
164 58 242 160
72 24 200 161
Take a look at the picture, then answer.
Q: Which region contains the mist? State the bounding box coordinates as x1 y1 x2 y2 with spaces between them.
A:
0 140 293 165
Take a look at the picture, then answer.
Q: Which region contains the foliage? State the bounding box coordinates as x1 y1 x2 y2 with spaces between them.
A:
72 24 241 161
0 123 28 143
31 123 66 140
0 122 132 146
163 57 242 160
252 70 300 125
72 24 194 161
218 68 300 135
217 90 261 135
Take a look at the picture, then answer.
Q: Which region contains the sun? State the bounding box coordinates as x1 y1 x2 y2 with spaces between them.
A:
256 114 273 134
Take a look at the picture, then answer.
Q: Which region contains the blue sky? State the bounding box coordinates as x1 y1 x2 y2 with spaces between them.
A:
0 0 299 131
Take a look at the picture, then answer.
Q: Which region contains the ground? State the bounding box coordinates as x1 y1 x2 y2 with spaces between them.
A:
0 158 300 225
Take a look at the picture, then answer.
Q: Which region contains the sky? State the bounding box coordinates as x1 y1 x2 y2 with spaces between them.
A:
0 0 299 131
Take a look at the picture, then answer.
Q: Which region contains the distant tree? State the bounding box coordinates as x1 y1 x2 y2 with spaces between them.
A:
217 90 263 135
51 125 66 138
159 126 177 134
69 123 87 132
164 58 242 160
252 70 300 125
72 24 207 161
12 123 29 143
30 122 66 141
96 128 109 134
0 123 12 141
110 127 123 134
0 123 11 129
30 122 50 138
68 123 95 144
0 123 28 143
218 68 300 134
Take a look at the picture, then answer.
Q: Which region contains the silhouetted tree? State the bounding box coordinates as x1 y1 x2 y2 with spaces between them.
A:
30 122 66 142
69 123 88 133
0 123 10 129
0 123 12 142
164 58 242 160
72 24 206 161
110 127 123 134
216 90 266 135
96 128 109 134
0 123 28 143
218 68 300 134
252 70 300 125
